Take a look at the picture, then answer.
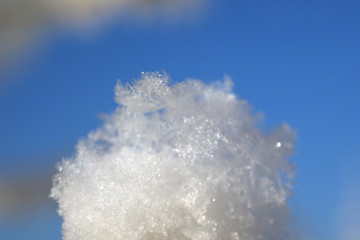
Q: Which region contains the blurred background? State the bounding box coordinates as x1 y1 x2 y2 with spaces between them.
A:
0 0 359 239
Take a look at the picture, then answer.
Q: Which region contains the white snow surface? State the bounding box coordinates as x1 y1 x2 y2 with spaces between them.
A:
50 72 296 240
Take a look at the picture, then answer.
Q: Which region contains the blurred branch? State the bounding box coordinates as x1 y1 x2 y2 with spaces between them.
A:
0 0 208 79
0 168 55 221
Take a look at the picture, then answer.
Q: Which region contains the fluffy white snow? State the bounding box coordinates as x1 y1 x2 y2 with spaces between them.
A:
51 72 296 240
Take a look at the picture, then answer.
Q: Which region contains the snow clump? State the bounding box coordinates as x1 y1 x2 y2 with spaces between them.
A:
51 71 296 240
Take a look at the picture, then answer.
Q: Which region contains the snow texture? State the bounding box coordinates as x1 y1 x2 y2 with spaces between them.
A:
50 72 296 240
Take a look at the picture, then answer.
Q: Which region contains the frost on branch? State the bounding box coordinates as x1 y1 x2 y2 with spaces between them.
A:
50 72 296 240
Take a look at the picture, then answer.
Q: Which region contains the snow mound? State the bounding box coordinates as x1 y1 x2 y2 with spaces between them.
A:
51 72 296 240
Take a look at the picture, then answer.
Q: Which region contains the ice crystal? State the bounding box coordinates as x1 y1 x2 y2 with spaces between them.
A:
50 72 296 240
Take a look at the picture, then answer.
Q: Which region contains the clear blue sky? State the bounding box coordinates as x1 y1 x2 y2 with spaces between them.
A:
1 1 359 239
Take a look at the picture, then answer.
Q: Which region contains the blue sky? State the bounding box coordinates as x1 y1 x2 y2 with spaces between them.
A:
1 1 359 239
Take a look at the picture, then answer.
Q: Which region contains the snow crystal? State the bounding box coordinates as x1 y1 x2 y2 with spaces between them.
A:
50 71 296 240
